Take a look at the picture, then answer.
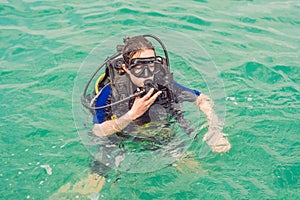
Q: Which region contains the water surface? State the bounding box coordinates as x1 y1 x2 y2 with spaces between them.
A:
1 0 299 199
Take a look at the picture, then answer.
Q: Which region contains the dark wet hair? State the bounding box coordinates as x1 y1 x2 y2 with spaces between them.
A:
122 35 155 65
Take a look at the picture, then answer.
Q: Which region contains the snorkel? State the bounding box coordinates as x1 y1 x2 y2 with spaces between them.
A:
81 34 171 111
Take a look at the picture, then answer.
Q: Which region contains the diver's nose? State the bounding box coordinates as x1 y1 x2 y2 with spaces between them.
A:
144 67 150 77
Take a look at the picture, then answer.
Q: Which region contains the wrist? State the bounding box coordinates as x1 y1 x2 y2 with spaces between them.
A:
127 110 136 121
114 112 133 132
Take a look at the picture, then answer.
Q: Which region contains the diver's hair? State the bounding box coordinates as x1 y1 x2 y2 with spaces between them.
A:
122 35 154 65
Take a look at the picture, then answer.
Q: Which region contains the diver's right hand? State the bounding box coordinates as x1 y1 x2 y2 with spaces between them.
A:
128 88 162 120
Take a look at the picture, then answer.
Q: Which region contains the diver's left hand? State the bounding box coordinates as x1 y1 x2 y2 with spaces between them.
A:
203 128 231 153
210 136 231 153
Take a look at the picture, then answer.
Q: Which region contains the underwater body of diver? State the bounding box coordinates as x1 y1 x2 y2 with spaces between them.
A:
81 34 231 174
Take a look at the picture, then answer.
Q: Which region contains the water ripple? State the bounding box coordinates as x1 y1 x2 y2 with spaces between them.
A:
1 0 300 199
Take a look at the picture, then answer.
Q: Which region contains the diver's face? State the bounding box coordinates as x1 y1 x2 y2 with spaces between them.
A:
123 49 156 87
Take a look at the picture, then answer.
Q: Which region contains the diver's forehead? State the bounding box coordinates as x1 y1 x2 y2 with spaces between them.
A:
135 49 155 59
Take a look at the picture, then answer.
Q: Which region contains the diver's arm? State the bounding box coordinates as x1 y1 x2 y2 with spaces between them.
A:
92 112 133 137
196 94 231 152
196 94 213 122
93 88 162 137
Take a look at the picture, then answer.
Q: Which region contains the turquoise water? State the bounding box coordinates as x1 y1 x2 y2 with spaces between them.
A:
1 0 299 199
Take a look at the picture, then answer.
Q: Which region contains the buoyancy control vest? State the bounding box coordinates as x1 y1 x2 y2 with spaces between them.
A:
97 53 179 125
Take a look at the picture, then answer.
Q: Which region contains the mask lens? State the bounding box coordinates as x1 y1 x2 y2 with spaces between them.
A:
132 64 143 75
129 57 162 77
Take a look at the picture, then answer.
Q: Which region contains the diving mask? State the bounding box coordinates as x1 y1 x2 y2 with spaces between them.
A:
128 56 163 78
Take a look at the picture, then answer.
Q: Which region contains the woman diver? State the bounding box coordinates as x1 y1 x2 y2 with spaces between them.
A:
87 35 231 154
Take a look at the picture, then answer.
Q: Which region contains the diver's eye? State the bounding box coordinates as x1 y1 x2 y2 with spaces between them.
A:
132 65 143 74
148 63 155 71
